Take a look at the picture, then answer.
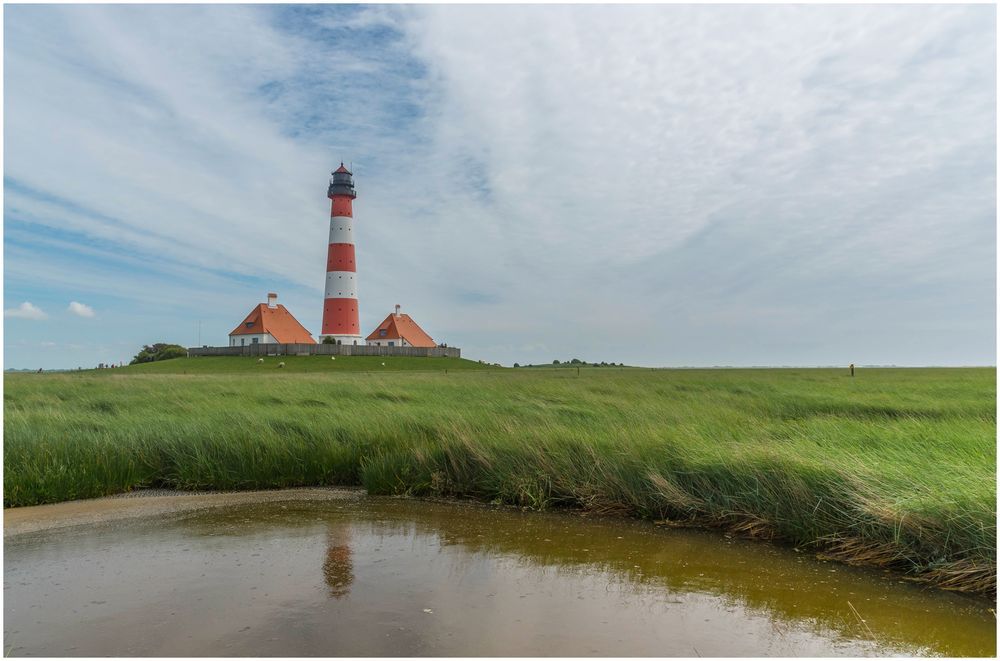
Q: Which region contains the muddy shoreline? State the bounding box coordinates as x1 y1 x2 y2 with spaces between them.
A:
4 487 364 538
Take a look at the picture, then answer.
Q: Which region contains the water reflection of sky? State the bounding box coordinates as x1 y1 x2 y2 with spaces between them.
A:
4 497 994 657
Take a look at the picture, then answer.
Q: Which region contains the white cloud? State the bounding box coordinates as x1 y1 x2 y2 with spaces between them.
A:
68 301 96 318
5 302 48 320
2 5 995 367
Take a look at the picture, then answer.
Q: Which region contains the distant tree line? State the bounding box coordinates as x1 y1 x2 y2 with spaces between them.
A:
130 343 187 365
512 359 626 368
552 359 625 367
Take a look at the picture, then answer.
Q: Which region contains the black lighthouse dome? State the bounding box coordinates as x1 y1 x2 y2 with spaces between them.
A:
328 163 357 199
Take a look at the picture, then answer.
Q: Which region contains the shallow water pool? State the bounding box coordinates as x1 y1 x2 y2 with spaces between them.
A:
4 489 995 656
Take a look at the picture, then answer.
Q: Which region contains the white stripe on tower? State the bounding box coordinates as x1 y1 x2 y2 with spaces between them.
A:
324 271 358 298
328 217 354 244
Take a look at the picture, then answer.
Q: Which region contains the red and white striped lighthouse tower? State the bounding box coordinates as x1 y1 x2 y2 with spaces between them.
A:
320 163 362 344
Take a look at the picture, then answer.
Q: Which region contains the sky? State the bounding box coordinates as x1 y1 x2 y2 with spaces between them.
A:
3 4 996 369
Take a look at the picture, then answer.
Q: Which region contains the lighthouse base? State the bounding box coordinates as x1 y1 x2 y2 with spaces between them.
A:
320 334 364 346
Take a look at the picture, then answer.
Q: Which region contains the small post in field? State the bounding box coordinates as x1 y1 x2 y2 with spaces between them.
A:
850 363 855 377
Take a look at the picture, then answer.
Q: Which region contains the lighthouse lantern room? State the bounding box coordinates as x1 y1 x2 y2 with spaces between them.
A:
320 164 363 345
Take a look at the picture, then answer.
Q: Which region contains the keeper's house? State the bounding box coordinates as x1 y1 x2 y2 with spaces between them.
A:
229 293 316 346
366 305 436 348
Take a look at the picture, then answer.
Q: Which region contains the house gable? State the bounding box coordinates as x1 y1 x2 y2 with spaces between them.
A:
365 312 436 348
229 304 316 344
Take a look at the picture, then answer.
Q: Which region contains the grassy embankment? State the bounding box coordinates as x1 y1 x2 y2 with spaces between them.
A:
121 354 498 373
4 359 995 594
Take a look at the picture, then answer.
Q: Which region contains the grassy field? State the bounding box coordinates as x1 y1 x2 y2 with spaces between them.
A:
4 360 995 594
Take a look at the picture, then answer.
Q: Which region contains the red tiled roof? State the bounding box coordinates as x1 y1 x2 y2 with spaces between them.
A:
229 304 316 344
365 312 436 348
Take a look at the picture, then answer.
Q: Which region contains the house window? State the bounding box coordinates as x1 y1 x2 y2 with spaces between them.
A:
379 329 387 337
388 341 395 347
245 322 254 328
252 337 259 344
241 338 245 346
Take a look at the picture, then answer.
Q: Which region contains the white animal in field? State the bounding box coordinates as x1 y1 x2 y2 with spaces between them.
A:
258 358 264 363
278 362 285 368
331 357 336 360
381 362 385 366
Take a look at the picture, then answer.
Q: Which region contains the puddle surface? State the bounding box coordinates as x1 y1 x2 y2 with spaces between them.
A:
4 490 995 656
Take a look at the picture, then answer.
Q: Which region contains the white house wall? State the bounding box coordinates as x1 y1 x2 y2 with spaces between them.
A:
229 333 277 346
368 338 413 347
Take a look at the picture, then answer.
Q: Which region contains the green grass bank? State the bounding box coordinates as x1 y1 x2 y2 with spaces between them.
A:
4 361 995 594
125 354 498 373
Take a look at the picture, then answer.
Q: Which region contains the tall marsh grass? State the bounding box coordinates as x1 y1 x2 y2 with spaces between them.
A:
4 364 995 593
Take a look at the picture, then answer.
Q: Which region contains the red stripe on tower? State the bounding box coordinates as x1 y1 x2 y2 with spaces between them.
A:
321 163 362 344
331 196 353 218
322 299 359 335
326 243 356 272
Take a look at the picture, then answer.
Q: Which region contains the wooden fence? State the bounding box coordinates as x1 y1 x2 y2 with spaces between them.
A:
187 344 461 358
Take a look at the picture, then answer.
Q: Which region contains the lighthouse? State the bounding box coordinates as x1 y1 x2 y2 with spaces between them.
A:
320 164 362 344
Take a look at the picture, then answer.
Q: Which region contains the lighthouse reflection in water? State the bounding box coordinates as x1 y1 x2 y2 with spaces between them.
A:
323 522 354 599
